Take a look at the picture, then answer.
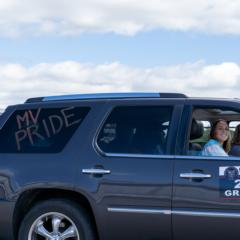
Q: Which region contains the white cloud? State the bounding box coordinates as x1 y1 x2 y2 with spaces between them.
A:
0 60 240 109
1 0 240 36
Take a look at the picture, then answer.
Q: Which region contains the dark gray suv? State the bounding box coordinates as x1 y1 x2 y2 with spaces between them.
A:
1 92 240 240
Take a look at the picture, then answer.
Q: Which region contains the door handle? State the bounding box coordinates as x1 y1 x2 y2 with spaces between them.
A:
82 168 111 175
180 173 212 179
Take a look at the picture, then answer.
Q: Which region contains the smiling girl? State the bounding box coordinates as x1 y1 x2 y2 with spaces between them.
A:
202 119 231 157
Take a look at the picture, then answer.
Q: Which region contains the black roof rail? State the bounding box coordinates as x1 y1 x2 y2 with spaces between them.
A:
25 92 187 103
159 93 187 98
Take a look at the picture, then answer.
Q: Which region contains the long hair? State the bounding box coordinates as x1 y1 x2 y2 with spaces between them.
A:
232 124 240 145
209 119 231 153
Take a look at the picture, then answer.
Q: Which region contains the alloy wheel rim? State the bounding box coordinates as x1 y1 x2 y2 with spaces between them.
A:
28 212 80 240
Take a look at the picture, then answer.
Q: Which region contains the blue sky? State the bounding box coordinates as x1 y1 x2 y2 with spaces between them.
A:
0 0 240 108
1 31 240 67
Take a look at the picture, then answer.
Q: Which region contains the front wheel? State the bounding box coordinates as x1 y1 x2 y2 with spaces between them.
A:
18 199 96 240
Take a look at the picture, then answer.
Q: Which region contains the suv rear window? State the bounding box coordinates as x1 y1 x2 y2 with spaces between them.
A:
0 106 90 153
97 106 173 155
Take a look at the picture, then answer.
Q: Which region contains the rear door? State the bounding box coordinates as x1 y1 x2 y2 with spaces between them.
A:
173 100 240 240
76 99 184 240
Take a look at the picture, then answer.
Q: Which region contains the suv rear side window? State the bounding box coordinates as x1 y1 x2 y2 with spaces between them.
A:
97 106 173 155
0 106 90 153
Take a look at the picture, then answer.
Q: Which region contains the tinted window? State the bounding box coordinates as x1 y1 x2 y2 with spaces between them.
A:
0 106 90 153
97 106 173 155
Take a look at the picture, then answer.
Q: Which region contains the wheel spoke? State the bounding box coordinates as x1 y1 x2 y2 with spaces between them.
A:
52 215 62 234
60 226 77 239
34 220 52 238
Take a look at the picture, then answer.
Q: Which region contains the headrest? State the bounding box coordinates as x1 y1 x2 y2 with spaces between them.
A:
190 119 204 140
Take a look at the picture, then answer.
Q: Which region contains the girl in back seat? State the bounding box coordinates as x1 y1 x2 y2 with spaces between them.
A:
202 119 231 157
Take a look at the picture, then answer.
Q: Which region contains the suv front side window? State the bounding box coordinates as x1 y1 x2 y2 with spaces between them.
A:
97 106 173 155
188 107 240 158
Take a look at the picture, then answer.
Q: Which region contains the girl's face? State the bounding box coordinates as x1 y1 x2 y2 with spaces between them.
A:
214 121 229 144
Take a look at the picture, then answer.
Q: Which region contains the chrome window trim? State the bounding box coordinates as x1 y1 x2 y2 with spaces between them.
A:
93 105 116 157
175 155 240 161
94 147 240 160
101 152 174 159
107 207 240 218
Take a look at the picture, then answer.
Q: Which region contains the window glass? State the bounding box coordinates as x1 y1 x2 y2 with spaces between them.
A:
0 106 90 153
230 121 240 133
97 106 173 155
188 107 240 157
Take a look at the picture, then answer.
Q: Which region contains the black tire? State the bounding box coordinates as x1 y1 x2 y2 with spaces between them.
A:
18 199 97 240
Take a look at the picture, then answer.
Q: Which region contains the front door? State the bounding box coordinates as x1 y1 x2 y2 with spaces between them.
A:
173 102 240 240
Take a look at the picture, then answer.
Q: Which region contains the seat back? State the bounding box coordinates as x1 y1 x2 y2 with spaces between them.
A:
130 124 165 154
189 119 204 154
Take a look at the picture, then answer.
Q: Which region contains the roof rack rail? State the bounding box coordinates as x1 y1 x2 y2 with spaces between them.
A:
25 92 187 103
